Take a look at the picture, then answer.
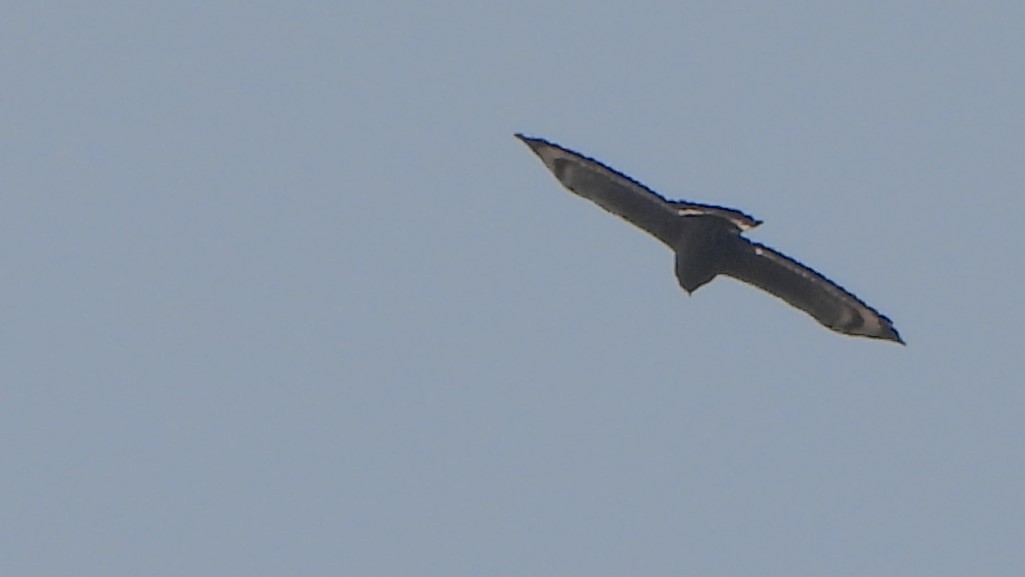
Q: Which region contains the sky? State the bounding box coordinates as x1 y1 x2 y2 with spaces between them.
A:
3 2 1024 576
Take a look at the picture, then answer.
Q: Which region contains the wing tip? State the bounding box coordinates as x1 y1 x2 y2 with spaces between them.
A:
878 322 905 345
514 132 545 147
514 133 559 162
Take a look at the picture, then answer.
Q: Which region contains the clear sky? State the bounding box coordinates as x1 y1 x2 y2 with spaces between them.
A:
4 2 1024 576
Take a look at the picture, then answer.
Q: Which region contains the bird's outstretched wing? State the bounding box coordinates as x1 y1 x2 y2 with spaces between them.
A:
720 240 903 343
516 134 760 246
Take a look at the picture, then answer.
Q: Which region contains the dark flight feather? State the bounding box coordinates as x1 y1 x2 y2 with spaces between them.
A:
516 134 903 344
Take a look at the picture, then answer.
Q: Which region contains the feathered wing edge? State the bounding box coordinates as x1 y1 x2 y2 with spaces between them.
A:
720 240 904 343
515 134 762 233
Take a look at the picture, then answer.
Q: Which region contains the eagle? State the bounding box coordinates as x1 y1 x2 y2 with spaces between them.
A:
516 134 903 344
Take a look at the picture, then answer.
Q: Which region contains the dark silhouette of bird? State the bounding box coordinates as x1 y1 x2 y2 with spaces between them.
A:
516 134 903 344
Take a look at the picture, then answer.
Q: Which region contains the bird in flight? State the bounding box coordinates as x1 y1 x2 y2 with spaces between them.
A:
516 134 903 344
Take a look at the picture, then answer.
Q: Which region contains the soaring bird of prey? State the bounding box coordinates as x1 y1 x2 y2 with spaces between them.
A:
516 134 903 344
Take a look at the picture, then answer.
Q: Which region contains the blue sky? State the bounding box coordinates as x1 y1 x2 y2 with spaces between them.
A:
3 2 1024 576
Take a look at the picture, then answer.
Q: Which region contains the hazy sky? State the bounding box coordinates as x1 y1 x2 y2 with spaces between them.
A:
4 2 1024 576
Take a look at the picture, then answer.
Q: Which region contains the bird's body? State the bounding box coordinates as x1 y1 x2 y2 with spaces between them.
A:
516 134 903 344
669 215 739 293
